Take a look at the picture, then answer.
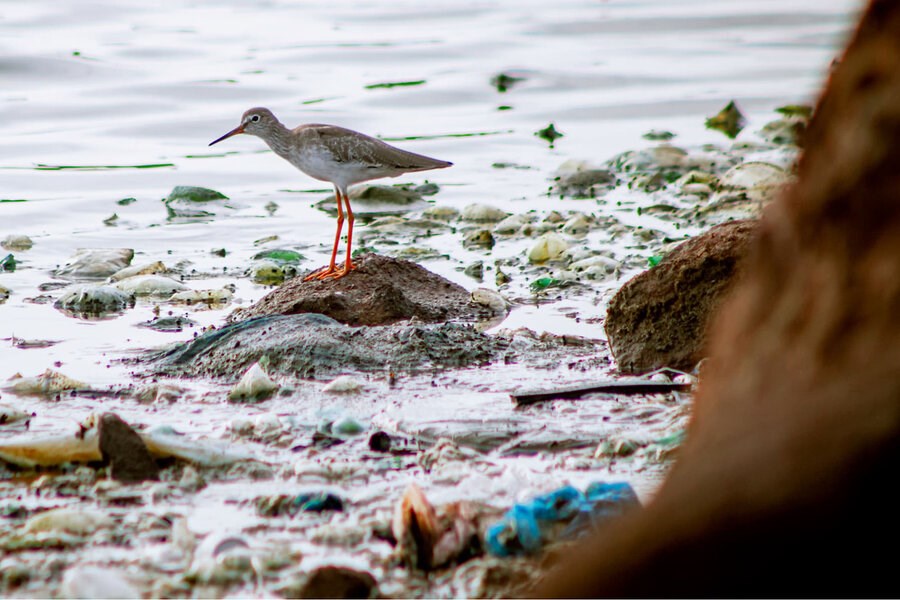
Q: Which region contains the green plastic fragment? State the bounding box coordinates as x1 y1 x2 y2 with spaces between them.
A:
648 255 663 267
0 254 15 271
530 276 560 292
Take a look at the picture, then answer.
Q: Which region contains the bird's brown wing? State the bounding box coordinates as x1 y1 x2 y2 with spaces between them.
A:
296 124 452 172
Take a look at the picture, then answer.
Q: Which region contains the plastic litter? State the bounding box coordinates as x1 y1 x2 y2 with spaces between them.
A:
485 482 640 557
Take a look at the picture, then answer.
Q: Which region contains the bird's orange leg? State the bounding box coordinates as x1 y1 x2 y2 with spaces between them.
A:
305 187 345 281
320 188 357 280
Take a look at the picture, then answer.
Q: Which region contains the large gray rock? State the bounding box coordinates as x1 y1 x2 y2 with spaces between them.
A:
605 220 758 374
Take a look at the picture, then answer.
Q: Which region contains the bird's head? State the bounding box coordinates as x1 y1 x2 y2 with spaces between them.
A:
209 107 279 146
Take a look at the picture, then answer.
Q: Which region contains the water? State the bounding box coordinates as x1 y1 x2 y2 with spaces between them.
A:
0 0 858 594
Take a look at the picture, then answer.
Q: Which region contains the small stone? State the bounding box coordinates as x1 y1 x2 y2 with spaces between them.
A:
55 285 135 317
97 412 160 483
553 161 616 197
528 232 569 263
166 186 228 203
24 508 112 535
681 183 713 196
60 565 139 599
463 229 495 249
169 288 233 305
333 416 365 436
250 261 289 285
229 362 279 402
1 235 33 251
562 214 592 235
470 288 509 313
569 255 618 273
461 203 509 223
293 566 377 599
422 205 460 221
464 261 484 280
137 315 197 333
719 162 790 202
0 284 10 304
323 375 363 394
114 275 188 297
55 248 134 280
8 368 86 398
705 100 746 139
107 261 168 282
493 214 529 234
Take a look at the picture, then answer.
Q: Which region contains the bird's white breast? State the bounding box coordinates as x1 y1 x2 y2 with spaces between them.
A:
289 145 341 184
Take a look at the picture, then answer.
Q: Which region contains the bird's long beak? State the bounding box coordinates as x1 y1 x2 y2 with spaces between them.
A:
209 124 245 146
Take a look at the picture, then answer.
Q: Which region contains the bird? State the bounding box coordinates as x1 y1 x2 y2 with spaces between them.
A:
209 107 452 280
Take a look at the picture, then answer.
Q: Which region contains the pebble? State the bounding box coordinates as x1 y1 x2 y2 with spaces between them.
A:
97 412 160 483
464 261 484 280
422 205 460 221
0 403 31 425
8 368 86 397
493 214 529 234
55 285 135 315
24 507 113 535
323 375 363 394
55 248 134 280
332 416 365 436
681 182 713 196
561 213 592 235
0 284 9 304
228 362 279 402
461 203 509 223
718 161 790 201
60 565 140 599
1 234 33 251
528 232 569 263
107 260 167 282
470 288 510 313
114 274 188 297
169 288 233 305
462 229 495 249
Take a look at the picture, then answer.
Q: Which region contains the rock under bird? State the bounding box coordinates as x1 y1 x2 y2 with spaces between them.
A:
209 107 452 280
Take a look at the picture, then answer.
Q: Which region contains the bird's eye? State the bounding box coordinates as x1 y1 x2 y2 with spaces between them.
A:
250 114 260 123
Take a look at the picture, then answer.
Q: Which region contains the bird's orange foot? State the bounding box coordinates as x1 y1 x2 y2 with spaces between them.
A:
304 265 336 281
319 261 357 280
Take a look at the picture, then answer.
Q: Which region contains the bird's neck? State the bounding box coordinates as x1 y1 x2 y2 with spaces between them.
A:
261 122 294 159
